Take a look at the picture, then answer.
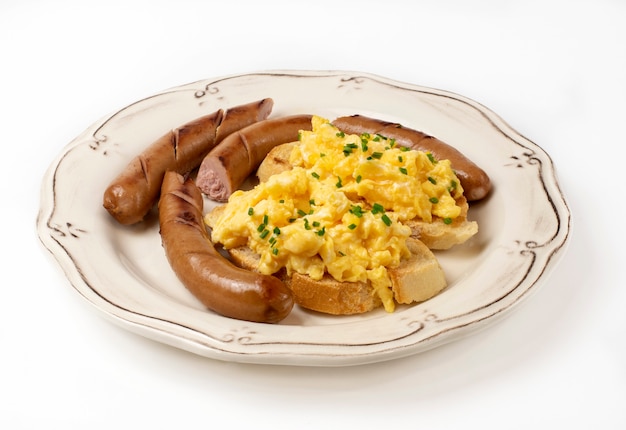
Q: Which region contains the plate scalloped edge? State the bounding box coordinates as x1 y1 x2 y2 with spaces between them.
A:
37 70 572 366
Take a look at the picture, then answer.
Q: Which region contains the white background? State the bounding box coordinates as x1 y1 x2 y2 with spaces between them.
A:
2 0 625 429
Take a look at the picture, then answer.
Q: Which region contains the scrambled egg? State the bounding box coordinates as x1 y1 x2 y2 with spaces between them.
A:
207 116 464 312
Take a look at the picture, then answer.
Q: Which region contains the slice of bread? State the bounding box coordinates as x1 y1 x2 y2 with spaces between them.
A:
257 142 478 250
256 141 297 183
223 237 446 315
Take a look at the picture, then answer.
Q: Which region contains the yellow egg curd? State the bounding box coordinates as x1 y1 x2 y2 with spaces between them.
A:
207 115 465 312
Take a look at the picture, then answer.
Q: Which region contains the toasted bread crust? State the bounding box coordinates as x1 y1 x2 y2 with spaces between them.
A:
284 273 381 315
406 216 478 250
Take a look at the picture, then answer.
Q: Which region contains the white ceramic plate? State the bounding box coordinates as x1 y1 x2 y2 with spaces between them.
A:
37 70 571 366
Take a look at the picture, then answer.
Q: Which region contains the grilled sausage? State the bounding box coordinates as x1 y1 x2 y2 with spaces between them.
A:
196 114 313 202
332 115 491 201
158 171 294 323
103 98 274 224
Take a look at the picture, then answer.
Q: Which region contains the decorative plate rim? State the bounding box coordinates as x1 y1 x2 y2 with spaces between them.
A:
37 70 571 366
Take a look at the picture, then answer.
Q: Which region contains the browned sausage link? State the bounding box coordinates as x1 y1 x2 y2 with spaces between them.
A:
196 114 313 202
332 115 492 201
103 98 274 225
158 171 294 323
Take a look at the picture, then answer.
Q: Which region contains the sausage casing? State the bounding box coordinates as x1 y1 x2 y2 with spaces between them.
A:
103 98 274 225
332 115 492 201
158 171 294 323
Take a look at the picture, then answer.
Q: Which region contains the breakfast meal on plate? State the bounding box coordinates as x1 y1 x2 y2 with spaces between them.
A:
103 98 274 225
102 99 490 323
206 115 484 316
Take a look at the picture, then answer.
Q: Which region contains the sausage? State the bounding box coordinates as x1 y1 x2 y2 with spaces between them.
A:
158 171 294 323
196 114 313 202
103 98 274 225
332 115 492 201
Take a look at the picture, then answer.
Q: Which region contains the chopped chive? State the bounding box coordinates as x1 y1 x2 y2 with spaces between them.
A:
247 207 254 216
443 217 453 225
260 229 270 239
371 152 383 159
273 227 281 235
429 197 439 204
336 177 343 188
312 221 320 227
350 205 364 217
336 131 345 138
311 172 320 179
381 214 392 226
272 247 279 255
348 223 357 230
399 167 408 175
428 176 437 184
398 156 403 163
263 214 268 225
257 223 265 232
297 209 307 217
309 199 316 206
356 175 362 183
371 203 385 215
343 143 357 156
427 152 437 163
316 227 326 236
